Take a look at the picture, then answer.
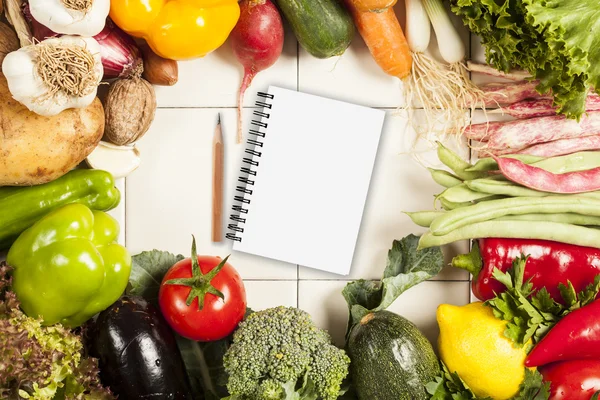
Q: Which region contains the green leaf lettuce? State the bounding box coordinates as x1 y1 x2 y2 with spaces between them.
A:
451 0 600 119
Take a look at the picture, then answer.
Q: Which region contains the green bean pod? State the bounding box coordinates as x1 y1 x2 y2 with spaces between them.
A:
418 221 600 250
430 196 600 236
438 184 496 203
465 179 548 198
436 142 485 181
428 168 463 188
532 151 600 174
465 155 544 172
465 179 600 199
497 213 600 226
465 152 600 174
439 197 471 210
405 211 445 227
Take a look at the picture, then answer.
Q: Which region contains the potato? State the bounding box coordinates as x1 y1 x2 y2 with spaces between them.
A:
0 74 105 186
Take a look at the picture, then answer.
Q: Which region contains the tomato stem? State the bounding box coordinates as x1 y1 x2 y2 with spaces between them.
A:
164 236 229 310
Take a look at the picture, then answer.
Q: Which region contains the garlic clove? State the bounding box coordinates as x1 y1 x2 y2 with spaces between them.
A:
85 141 141 178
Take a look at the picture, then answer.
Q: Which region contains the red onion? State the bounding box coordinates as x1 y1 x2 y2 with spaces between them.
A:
94 20 143 79
22 2 143 79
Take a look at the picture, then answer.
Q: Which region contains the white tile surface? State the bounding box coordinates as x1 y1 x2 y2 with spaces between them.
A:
119 5 485 345
125 108 297 280
245 281 298 310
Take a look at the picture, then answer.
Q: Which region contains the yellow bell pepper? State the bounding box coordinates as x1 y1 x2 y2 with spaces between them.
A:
109 0 240 60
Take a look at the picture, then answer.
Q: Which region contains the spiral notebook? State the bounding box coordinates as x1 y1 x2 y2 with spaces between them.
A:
226 86 385 275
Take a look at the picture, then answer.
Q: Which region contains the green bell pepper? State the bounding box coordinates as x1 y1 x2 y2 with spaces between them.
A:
0 169 121 250
7 203 131 328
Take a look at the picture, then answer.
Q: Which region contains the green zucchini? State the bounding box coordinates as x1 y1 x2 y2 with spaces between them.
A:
347 310 440 400
275 0 354 58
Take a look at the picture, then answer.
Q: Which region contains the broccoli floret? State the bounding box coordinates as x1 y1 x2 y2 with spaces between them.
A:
223 306 350 400
257 379 285 400
309 345 351 400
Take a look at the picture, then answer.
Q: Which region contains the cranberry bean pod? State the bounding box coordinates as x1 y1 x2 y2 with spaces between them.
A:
517 135 600 157
494 156 600 194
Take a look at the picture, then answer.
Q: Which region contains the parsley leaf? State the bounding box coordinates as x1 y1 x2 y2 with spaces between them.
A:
512 369 550 400
426 363 549 400
486 256 600 347
425 362 488 400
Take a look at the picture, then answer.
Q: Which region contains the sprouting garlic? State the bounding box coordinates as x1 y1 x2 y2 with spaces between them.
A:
1 35 103 116
29 0 110 37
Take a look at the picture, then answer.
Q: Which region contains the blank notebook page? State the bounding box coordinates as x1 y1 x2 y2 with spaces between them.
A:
231 86 385 275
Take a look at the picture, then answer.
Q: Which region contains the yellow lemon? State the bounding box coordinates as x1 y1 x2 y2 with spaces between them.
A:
437 302 528 400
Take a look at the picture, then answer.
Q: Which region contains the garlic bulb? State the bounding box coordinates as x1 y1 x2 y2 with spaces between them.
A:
2 36 103 116
29 0 109 37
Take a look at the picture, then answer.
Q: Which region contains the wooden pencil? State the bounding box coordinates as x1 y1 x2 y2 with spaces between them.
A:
212 113 224 242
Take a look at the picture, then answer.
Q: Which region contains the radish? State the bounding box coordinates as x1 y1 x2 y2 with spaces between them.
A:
230 0 284 143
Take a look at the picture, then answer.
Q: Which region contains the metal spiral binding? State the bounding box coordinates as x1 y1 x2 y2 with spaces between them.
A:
226 91 274 242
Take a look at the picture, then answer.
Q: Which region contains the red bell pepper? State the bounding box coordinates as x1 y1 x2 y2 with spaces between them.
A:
452 238 600 302
540 359 600 400
525 299 600 367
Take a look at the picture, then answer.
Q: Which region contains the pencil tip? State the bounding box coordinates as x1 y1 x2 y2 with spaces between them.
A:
217 113 221 124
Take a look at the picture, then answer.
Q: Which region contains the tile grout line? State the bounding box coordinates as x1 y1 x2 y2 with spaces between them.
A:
241 278 470 282
296 266 300 308
124 177 127 248
296 38 300 92
467 30 474 303
155 106 497 111
296 38 300 308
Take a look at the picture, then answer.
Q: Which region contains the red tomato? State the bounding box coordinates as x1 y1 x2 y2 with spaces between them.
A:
159 252 246 341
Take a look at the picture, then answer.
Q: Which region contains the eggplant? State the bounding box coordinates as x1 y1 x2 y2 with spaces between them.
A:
85 295 194 399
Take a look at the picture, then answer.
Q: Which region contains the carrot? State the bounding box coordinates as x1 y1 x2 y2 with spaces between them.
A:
345 1 412 79
351 0 397 11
